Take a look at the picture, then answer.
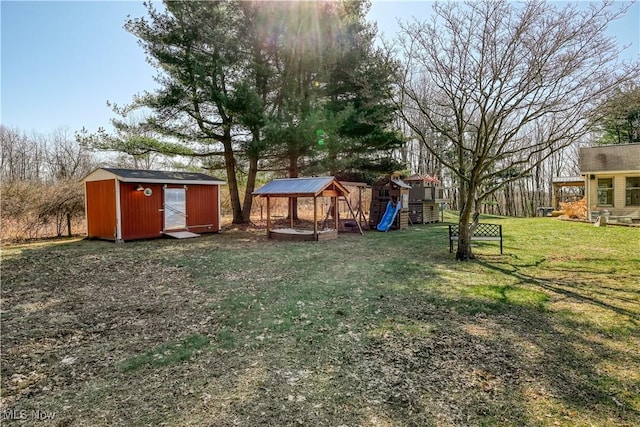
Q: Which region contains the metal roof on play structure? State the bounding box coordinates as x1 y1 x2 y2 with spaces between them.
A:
252 176 349 197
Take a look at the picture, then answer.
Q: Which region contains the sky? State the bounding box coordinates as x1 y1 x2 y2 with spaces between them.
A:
1 1 639 137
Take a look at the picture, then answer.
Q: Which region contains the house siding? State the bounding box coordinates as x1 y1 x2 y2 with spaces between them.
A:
587 173 640 218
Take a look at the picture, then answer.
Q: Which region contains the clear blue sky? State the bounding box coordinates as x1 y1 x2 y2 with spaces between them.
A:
1 1 638 136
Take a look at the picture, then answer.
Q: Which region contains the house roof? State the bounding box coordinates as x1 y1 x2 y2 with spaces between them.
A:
82 167 225 185
579 144 640 173
253 177 349 197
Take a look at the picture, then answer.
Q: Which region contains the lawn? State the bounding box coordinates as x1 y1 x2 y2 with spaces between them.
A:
1 216 639 426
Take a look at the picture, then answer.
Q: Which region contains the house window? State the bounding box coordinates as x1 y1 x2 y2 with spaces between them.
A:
626 177 640 206
597 178 613 206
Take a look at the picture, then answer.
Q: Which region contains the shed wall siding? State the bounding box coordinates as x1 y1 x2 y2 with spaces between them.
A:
186 185 219 233
119 182 163 240
86 179 117 240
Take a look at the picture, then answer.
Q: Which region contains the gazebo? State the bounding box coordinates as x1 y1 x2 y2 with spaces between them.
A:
253 177 360 241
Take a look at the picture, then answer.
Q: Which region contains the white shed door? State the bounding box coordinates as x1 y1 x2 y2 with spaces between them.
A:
164 188 186 230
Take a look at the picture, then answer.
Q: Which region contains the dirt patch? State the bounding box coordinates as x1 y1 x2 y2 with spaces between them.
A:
1 243 219 424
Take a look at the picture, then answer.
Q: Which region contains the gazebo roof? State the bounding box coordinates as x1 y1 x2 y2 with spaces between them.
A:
253 176 349 198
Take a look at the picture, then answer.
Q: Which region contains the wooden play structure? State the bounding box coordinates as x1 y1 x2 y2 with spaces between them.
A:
252 176 362 241
404 173 446 224
337 181 370 232
369 176 410 230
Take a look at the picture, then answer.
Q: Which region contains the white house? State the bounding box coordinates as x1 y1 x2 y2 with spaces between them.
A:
579 143 640 222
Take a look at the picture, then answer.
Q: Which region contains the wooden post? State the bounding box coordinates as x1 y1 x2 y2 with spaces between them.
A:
289 197 294 229
343 197 363 235
266 196 271 235
334 196 338 230
313 196 318 239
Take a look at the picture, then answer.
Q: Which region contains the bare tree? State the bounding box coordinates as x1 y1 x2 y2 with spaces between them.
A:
45 127 96 181
1 125 45 182
397 0 640 260
1 126 97 241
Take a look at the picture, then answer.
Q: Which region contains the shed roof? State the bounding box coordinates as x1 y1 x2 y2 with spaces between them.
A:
83 168 225 185
253 177 349 197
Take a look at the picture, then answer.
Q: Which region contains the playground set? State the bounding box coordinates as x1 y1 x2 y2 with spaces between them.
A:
252 176 363 241
252 173 444 241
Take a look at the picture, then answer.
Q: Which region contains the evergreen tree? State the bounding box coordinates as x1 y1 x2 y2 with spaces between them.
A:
594 85 640 145
83 1 403 223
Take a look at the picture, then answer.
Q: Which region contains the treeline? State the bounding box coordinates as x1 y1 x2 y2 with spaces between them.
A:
396 138 583 216
1 126 96 241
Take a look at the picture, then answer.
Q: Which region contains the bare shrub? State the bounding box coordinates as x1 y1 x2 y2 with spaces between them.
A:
1 180 86 242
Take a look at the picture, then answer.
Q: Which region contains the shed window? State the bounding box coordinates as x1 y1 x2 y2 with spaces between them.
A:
597 178 613 206
626 177 640 206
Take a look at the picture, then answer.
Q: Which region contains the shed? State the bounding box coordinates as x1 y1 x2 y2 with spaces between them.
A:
252 176 359 241
82 168 225 242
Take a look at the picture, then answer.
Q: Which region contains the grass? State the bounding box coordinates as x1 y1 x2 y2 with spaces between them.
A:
120 334 210 372
1 214 639 426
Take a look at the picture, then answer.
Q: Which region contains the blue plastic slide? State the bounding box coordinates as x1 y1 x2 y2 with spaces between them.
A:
377 200 402 231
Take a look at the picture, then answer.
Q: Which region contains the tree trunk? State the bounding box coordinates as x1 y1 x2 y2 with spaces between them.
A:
456 182 476 261
288 154 299 220
241 154 259 223
222 135 245 224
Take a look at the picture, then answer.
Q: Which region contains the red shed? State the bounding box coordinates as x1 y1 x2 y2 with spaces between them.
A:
82 168 225 242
